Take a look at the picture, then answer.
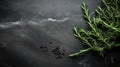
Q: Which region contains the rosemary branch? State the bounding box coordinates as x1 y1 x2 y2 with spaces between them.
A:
69 0 120 57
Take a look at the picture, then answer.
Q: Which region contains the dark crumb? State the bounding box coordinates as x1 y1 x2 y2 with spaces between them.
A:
62 53 65 55
52 50 55 52
56 55 62 59
55 47 59 50
40 46 48 53
49 42 53 44
63 49 65 51
40 46 43 48
51 47 66 59
58 52 61 55
58 56 62 59
54 52 61 55
44 46 47 48
56 55 59 59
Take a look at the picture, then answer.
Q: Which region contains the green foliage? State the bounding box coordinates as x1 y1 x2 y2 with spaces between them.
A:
69 0 120 57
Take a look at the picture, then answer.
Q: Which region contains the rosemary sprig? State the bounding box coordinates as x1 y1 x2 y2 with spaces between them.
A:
69 0 120 57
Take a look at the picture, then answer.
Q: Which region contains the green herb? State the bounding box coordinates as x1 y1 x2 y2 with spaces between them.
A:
69 0 120 57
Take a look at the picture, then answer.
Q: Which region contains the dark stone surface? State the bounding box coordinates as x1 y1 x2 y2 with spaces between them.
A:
0 0 120 67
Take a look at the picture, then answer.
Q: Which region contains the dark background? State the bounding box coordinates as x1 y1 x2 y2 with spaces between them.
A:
0 0 120 67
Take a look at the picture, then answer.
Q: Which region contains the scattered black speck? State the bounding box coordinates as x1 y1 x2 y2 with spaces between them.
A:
63 49 65 52
44 46 47 48
55 52 61 55
51 47 66 59
40 46 43 49
52 50 55 52
49 42 53 44
56 55 62 59
62 53 65 55
59 56 62 59
56 56 59 59
40 46 48 53
55 47 59 50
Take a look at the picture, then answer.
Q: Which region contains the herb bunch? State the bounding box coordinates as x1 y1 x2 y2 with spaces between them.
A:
69 0 120 57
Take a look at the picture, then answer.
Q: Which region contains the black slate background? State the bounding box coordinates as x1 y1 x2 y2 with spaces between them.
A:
0 0 120 67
